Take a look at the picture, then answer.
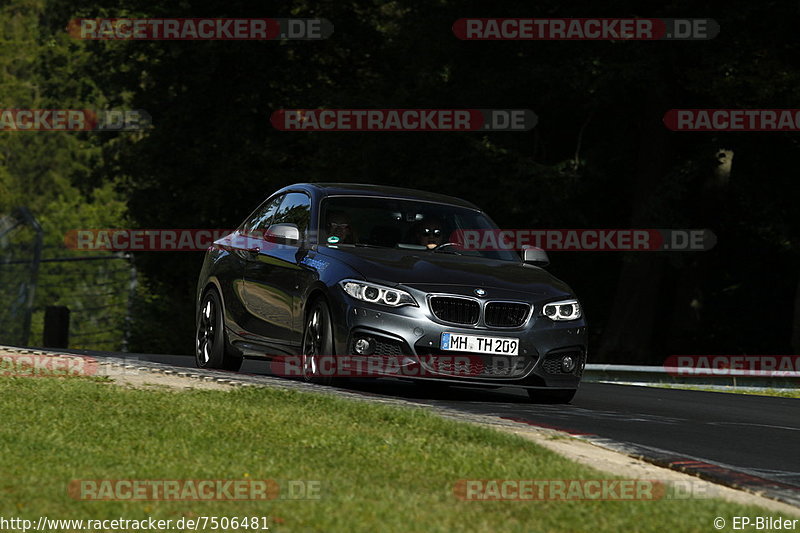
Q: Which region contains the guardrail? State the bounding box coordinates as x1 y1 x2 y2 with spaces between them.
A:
583 364 800 389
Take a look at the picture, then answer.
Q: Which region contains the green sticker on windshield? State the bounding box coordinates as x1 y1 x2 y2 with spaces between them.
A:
327 236 340 244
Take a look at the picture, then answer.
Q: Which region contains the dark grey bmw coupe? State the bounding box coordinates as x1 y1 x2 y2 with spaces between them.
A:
195 183 587 402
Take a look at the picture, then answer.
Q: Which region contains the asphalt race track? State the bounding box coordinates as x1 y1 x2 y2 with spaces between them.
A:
31 348 800 507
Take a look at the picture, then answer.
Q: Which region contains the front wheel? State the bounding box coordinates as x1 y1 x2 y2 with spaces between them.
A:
526 388 577 404
195 289 243 371
300 299 335 385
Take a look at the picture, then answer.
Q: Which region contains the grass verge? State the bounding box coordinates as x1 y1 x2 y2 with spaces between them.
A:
0 375 779 532
646 383 800 399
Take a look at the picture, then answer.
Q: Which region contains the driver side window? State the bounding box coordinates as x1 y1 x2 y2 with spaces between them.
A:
242 195 283 234
271 192 312 235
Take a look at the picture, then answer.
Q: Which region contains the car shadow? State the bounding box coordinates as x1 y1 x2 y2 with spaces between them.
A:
330 377 534 404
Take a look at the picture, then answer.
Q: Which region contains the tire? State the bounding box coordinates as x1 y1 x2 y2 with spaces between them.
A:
526 388 577 404
195 289 243 371
300 299 335 385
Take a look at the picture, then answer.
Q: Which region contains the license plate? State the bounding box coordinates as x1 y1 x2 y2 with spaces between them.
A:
440 333 519 356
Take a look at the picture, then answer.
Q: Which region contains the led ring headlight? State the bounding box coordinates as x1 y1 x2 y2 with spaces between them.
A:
363 286 380 302
340 279 417 308
543 299 582 321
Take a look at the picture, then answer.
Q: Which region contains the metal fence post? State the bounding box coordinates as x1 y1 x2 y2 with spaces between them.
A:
43 305 70 348
14 207 43 346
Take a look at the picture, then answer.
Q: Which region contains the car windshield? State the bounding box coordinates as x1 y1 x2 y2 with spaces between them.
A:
319 196 520 262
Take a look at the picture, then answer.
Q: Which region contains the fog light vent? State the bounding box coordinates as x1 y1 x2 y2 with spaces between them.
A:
353 337 375 355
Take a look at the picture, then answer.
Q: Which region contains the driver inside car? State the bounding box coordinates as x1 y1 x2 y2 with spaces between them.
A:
415 217 444 249
325 210 356 244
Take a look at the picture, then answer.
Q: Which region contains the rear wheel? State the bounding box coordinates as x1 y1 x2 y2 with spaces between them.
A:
526 389 577 404
300 299 335 385
195 289 243 371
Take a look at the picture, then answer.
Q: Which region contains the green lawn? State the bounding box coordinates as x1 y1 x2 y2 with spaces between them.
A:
0 375 780 532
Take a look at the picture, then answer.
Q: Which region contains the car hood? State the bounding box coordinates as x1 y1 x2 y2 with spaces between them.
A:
317 246 574 299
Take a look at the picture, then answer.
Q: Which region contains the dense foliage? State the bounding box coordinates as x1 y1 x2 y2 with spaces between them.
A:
2 0 798 362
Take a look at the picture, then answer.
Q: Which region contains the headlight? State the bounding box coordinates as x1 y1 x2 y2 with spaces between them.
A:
543 299 582 321
339 280 417 307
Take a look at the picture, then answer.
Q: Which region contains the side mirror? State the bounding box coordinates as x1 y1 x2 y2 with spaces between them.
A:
522 246 549 267
266 223 300 245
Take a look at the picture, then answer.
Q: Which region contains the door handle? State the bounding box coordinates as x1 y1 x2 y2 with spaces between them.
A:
246 246 260 257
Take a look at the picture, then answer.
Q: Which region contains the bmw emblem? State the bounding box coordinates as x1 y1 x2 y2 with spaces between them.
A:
474 288 486 297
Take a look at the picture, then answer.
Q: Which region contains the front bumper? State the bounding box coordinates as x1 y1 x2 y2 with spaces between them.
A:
329 287 588 389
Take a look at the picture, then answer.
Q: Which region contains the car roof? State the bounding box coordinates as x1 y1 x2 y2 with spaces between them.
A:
284 183 481 211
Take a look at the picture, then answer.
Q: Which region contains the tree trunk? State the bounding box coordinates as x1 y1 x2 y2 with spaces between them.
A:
597 84 671 364
792 277 800 354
